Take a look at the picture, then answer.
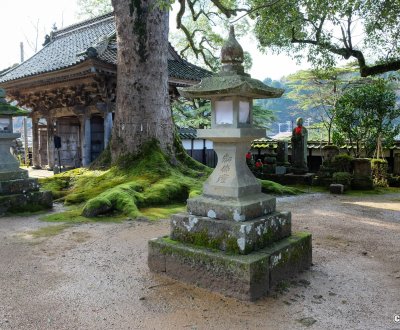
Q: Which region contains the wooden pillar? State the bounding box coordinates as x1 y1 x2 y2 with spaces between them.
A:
79 114 92 167
46 117 55 170
104 111 113 148
31 116 41 168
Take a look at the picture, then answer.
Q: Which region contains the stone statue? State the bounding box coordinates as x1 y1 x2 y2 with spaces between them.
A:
291 117 308 174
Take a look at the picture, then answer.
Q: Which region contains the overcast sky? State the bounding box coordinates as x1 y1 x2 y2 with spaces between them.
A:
0 0 308 81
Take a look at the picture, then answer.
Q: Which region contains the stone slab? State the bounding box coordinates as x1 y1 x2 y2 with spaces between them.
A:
275 166 287 175
0 191 53 215
330 184 344 194
170 212 291 254
187 193 276 221
0 170 29 181
148 232 312 301
0 178 40 195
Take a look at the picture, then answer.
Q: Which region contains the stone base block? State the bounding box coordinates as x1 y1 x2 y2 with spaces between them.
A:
0 178 40 195
148 232 312 301
0 170 29 181
170 212 291 254
187 193 276 221
351 176 373 190
330 184 344 194
284 173 314 185
0 191 53 215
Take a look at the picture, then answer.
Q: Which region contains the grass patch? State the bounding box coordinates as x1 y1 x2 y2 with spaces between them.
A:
28 224 70 238
346 186 400 196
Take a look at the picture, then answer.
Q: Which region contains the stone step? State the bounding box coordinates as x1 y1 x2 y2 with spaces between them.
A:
0 191 52 214
171 211 291 255
0 170 29 181
0 178 40 195
148 232 312 301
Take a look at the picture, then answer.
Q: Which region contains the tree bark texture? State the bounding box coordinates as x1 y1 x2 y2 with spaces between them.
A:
110 0 175 162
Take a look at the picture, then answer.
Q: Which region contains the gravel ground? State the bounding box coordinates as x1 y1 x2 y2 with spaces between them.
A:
0 192 399 330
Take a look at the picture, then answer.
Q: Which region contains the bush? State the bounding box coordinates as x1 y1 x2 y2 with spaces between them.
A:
371 158 388 187
332 172 352 188
387 174 400 187
332 153 354 173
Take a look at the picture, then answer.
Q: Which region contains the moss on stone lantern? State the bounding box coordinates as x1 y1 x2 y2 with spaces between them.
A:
0 88 29 175
0 89 52 215
148 27 312 301
178 26 284 215
0 89 30 130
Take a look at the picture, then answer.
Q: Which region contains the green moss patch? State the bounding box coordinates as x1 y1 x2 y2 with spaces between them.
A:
140 203 186 220
39 141 209 220
260 180 304 195
40 205 130 223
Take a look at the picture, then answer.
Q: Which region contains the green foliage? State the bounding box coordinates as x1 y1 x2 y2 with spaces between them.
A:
387 175 400 188
252 0 400 76
172 98 211 129
285 67 356 143
252 105 276 129
332 172 352 186
371 158 388 187
331 153 354 172
334 79 400 157
171 1 252 72
76 0 112 19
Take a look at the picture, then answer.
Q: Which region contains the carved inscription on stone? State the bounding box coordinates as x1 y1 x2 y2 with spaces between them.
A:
216 153 233 183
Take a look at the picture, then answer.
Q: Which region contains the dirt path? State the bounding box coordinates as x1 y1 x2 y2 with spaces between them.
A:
0 192 399 330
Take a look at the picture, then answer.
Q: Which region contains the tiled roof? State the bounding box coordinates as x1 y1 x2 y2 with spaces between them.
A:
179 128 197 139
0 12 211 83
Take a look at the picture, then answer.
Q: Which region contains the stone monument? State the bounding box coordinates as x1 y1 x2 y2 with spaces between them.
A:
148 28 312 301
290 117 308 174
0 89 52 215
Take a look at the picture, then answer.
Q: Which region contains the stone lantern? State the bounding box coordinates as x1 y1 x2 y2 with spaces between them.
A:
0 88 29 177
0 89 52 215
148 28 312 301
178 26 284 219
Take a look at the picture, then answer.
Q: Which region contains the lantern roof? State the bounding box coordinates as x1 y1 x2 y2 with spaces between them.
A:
178 27 284 100
0 89 29 116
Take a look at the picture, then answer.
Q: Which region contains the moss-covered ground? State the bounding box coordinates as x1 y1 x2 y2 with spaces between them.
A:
39 142 210 221
39 142 325 221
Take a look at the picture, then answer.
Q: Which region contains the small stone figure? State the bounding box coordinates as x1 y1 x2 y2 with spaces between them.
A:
291 117 308 174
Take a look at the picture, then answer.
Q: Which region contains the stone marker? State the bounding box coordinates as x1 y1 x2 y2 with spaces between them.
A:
148 27 312 301
330 184 344 194
394 153 400 175
0 89 52 215
352 158 373 190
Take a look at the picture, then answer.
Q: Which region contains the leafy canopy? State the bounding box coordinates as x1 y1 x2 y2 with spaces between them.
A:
251 0 400 77
334 78 400 157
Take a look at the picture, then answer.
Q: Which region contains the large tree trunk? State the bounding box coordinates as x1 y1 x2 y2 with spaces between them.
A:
110 0 175 162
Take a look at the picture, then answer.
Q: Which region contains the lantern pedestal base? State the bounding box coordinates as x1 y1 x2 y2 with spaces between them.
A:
148 232 312 301
170 211 291 254
0 172 53 216
187 193 276 221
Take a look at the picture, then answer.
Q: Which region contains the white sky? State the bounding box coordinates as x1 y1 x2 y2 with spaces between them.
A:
0 0 308 81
